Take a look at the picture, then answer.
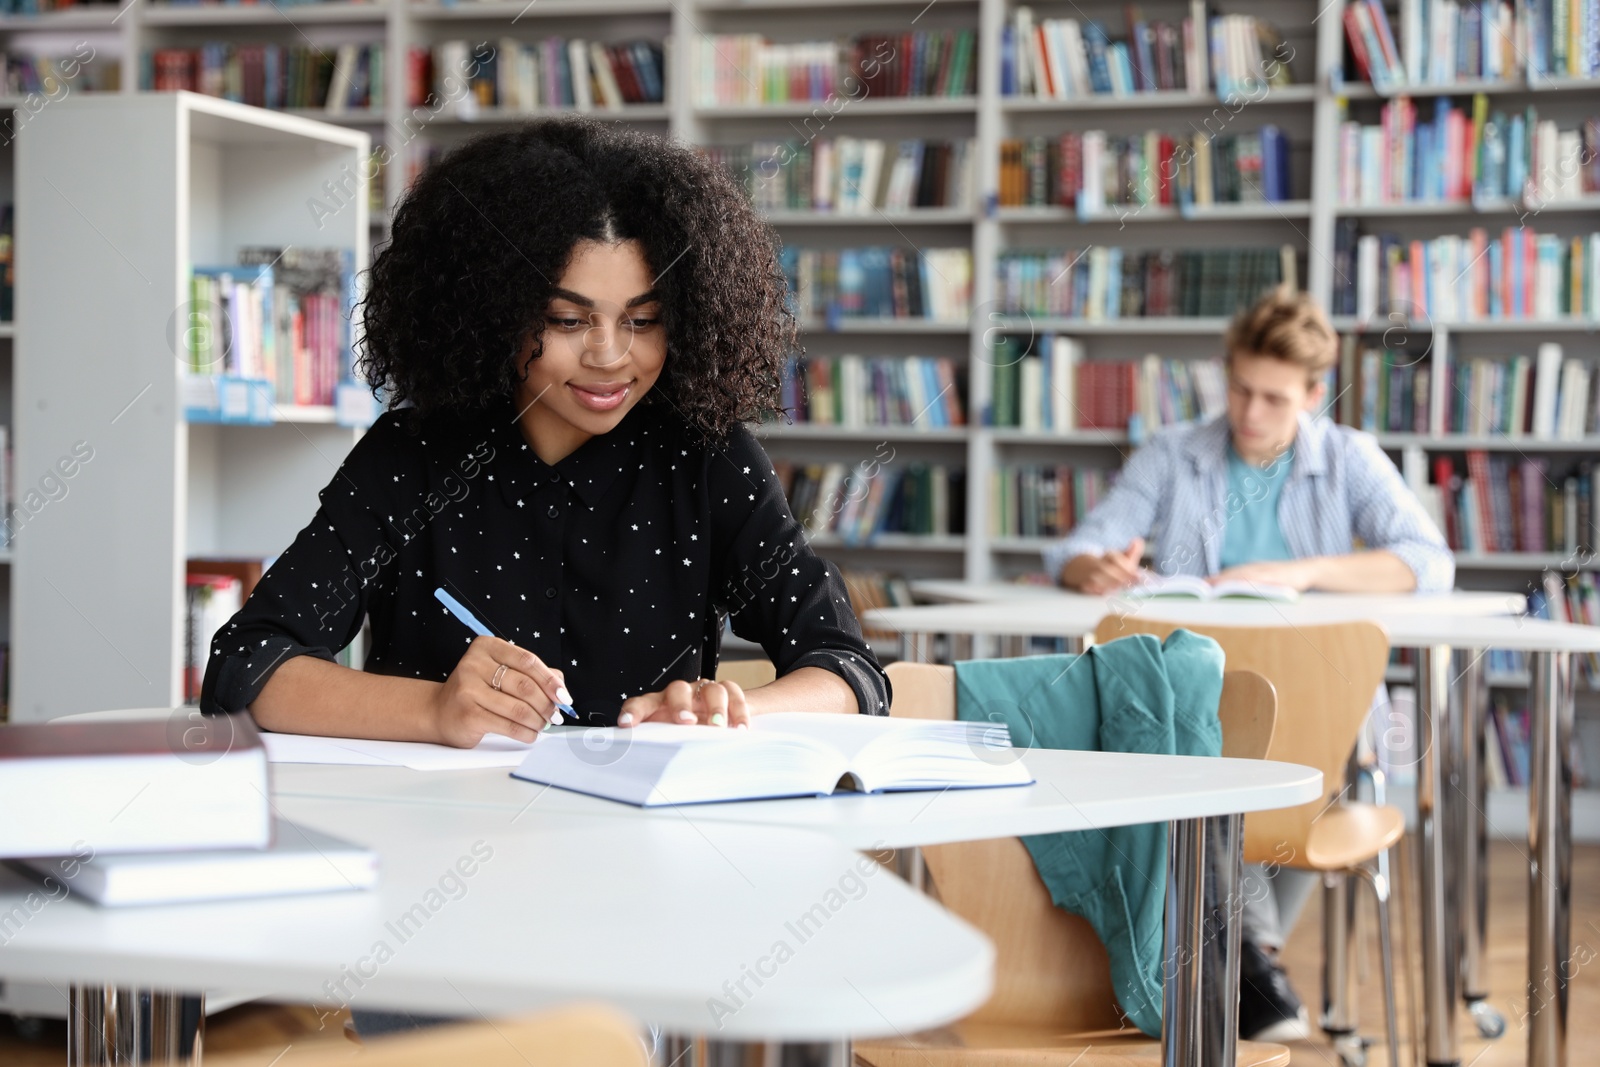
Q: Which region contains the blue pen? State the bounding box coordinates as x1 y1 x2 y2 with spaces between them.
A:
433 587 575 726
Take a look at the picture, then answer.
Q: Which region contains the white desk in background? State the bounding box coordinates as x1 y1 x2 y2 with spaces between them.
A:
0 797 991 1058
863 600 1600 1067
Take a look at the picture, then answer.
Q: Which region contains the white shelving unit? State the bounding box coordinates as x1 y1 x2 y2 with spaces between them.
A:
14 92 368 722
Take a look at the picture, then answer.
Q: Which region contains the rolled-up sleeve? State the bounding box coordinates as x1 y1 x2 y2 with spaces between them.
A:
1042 435 1173 584
709 428 892 716
199 417 407 714
1343 432 1456 593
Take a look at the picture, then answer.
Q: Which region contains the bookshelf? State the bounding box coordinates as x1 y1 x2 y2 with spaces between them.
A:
0 0 1588 808
13 91 369 723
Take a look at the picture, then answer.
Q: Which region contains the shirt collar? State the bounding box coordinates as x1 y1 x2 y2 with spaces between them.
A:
1186 410 1329 480
490 397 650 509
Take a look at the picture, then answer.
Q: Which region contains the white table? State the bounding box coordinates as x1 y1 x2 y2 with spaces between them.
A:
863 599 1600 1067
265 746 1319 1067
18 704 1324 1067
268 748 1320 850
0 797 993 1048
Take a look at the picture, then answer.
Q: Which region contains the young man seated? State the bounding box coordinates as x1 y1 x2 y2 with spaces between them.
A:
1042 286 1454 1041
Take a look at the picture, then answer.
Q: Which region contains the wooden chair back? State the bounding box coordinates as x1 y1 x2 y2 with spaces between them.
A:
882 659 1277 1030
204 1005 648 1067
1091 617 1389 866
715 658 777 690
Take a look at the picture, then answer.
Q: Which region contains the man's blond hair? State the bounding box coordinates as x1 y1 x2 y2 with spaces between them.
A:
1224 286 1337 387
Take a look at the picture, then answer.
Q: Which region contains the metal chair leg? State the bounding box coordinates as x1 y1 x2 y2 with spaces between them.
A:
1353 863 1402 1067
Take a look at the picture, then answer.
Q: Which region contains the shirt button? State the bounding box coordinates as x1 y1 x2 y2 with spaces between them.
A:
544 587 557 599
547 505 560 519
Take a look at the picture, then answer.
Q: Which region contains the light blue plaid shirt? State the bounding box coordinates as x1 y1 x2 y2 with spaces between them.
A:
1042 413 1456 593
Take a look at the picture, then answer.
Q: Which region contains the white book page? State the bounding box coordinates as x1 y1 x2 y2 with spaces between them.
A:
261 732 536 770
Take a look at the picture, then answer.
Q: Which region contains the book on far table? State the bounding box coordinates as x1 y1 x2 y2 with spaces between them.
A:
1123 573 1300 602
511 712 1035 807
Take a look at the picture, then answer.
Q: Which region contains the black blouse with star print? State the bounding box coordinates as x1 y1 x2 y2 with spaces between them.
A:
199 395 892 724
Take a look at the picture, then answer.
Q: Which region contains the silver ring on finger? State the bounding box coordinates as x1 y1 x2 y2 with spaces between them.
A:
491 663 508 692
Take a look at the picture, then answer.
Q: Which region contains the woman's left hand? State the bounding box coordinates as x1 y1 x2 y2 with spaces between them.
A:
617 678 751 728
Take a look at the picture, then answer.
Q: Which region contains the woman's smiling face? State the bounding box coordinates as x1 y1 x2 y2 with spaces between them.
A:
515 238 668 466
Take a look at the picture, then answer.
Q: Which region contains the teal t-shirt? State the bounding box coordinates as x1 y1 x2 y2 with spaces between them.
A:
1220 443 1294 569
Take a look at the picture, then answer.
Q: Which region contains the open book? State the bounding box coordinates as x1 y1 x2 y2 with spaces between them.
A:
1124 574 1300 602
510 712 1035 807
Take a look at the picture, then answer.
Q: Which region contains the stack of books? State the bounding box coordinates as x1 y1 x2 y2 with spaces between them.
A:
998 126 1294 209
0 714 377 906
413 38 665 112
1345 227 1600 321
774 355 965 429
780 246 973 323
706 138 975 213
1002 4 1295 98
145 43 383 111
992 464 1114 538
695 30 977 106
1337 96 1600 205
996 245 1297 318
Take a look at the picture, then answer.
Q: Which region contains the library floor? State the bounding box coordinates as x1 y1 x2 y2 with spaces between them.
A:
0 842 1595 1065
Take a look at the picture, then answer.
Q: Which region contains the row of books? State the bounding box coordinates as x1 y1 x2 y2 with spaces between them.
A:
1504 573 1600 684
1345 0 1596 89
777 462 968 542
986 342 1228 433
997 127 1295 210
779 247 973 324
182 248 358 409
1425 454 1597 555
991 464 1114 539
837 569 918 642
1345 341 1599 438
774 356 967 429
706 139 975 215
0 204 12 324
694 31 976 106
1344 227 1600 321
416 38 665 113
0 0 114 9
1003 5 1295 100
145 43 382 112
996 245 1297 319
3 51 117 96
1337 96 1600 205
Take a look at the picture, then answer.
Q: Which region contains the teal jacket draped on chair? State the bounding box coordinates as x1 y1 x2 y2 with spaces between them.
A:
953 630 1225 1037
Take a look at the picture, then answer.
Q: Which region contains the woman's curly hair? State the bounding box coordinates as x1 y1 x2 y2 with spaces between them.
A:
356 117 795 440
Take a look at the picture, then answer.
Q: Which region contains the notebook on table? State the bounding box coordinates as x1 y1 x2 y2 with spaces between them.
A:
511 712 1035 807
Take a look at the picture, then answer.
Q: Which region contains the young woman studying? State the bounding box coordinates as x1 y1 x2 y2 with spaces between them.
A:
200 118 891 743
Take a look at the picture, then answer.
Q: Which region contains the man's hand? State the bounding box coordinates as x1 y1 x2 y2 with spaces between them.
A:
1208 558 1322 591
1059 537 1146 594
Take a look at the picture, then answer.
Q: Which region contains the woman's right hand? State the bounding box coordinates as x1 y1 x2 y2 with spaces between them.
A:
430 636 572 747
